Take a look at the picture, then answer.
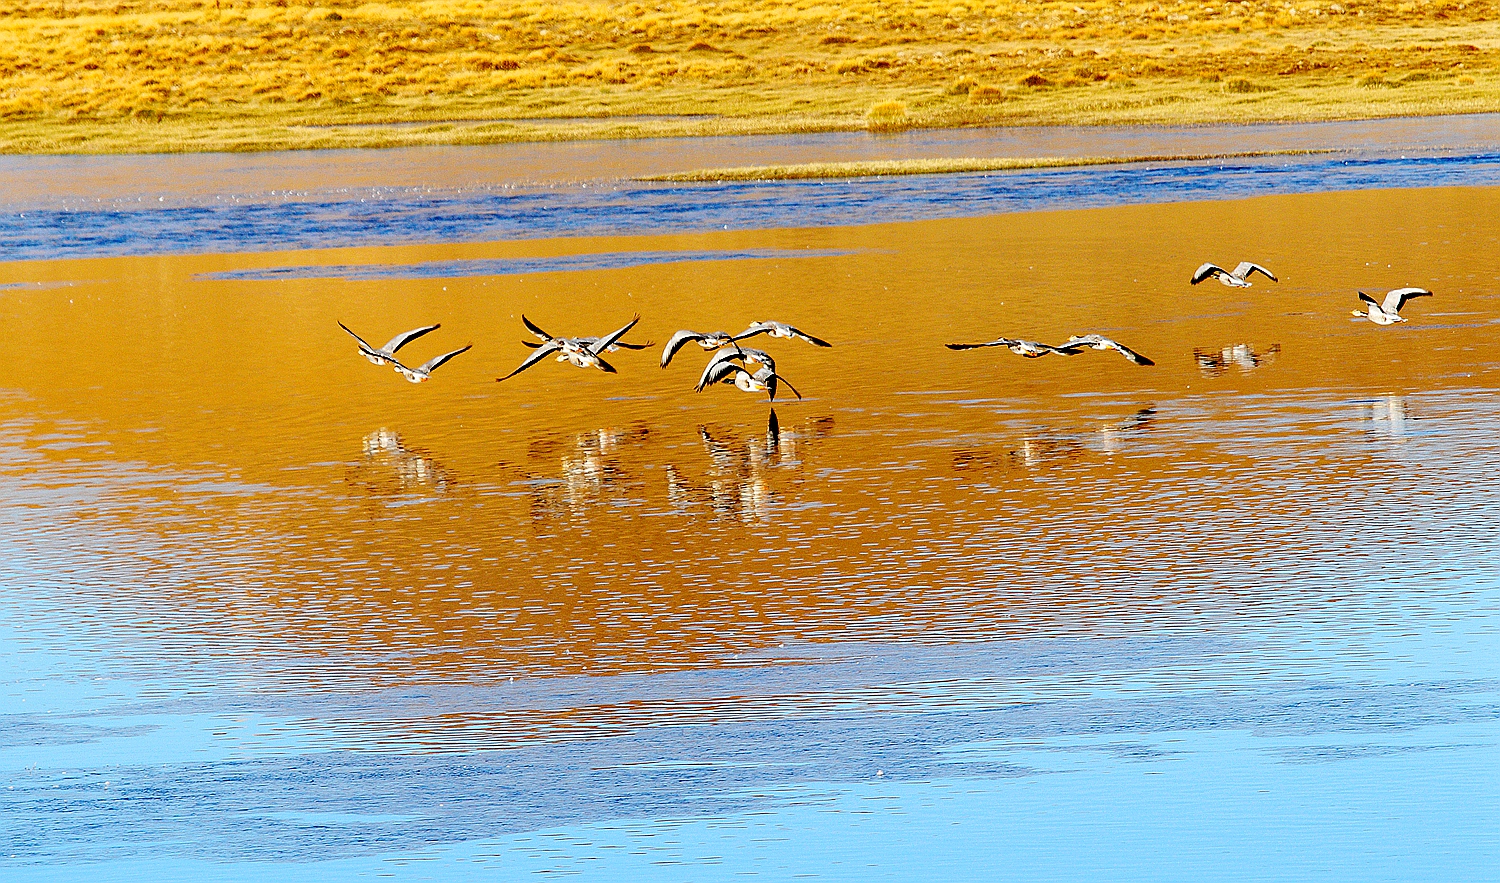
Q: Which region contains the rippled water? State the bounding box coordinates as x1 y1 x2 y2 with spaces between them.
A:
3 121 1500 880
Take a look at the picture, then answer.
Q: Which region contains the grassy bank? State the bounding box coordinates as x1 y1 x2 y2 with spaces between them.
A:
1 0 1497 153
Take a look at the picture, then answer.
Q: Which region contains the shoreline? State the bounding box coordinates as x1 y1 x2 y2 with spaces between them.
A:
635 149 1341 182
3 96 1498 157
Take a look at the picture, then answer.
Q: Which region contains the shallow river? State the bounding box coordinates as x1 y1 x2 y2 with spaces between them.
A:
2 118 1499 880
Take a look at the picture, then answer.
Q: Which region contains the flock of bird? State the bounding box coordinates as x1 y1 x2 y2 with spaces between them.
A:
337 259 1433 399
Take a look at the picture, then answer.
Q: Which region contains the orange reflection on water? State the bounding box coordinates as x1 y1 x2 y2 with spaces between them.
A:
2 185 1498 685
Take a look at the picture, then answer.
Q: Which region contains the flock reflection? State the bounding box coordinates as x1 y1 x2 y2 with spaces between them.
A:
1193 342 1281 377
516 426 653 519
667 410 835 521
348 412 840 523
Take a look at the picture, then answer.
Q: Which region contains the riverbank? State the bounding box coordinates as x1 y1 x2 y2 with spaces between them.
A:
1 1 1497 154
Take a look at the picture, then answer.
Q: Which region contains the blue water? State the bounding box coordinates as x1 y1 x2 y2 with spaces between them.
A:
2 138 1499 262
198 249 858 282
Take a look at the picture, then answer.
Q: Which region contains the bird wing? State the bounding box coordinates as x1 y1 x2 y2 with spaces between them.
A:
521 340 543 349
698 359 747 390
379 323 441 354
339 321 376 351
522 315 555 342
695 348 747 391
1384 287 1432 313
769 371 803 401
497 341 561 381
593 353 618 374
589 315 640 356
1054 335 1099 352
661 330 705 367
732 324 770 341
785 324 832 347
612 339 654 350
417 343 472 374
1190 263 1224 285
1358 291 1382 308
945 337 1017 350
1106 340 1154 366
1233 262 1277 282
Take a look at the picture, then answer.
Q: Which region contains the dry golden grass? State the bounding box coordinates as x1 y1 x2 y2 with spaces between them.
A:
0 0 1497 153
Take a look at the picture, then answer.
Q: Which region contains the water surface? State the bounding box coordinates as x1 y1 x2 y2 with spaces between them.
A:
2 135 1499 879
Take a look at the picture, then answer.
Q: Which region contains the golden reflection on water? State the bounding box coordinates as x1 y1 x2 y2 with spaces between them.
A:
2 185 1499 684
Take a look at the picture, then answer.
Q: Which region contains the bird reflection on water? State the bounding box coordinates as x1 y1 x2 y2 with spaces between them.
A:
1194 343 1282 377
953 407 1157 471
348 428 450 495
1367 395 1411 439
666 409 834 522
517 426 653 520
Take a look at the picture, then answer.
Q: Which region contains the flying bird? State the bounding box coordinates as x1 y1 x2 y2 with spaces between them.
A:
498 315 641 381
1056 334 1156 366
660 329 744 368
735 320 833 348
389 344 472 383
521 315 652 352
339 321 441 366
699 358 803 402
1353 288 1432 325
1191 262 1278 288
695 347 778 391
945 337 1071 358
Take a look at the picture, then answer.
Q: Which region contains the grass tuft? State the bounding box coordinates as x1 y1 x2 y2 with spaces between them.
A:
866 100 910 132
1225 77 1274 93
968 84 1007 103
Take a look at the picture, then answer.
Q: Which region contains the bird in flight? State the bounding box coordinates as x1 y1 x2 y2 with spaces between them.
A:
734 320 833 348
521 315 652 353
694 347 779 391
389 344 473 383
1352 288 1432 325
498 315 642 381
339 321 441 366
1056 334 1155 366
698 356 802 402
1191 261 1278 288
660 329 745 368
944 337 1070 358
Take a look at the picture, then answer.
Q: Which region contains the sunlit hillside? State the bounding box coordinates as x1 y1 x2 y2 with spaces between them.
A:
1 0 1497 152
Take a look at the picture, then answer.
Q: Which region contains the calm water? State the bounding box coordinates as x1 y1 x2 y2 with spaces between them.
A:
3 119 1500 880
